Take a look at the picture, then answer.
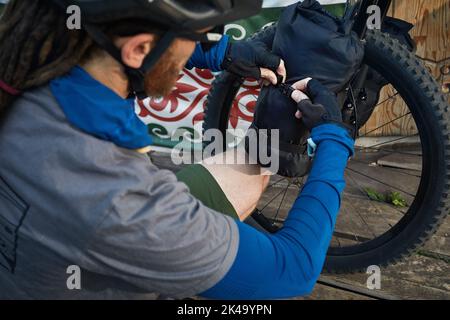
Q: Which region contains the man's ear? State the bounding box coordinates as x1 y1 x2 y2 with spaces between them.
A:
119 34 156 69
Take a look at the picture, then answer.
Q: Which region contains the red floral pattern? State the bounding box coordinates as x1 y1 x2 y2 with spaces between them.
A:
137 68 261 132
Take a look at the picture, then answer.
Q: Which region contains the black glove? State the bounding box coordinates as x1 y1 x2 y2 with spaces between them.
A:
296 79 353 136
221 41 281 80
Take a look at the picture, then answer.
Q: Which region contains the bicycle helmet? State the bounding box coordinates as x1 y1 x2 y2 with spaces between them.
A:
50 0 263 98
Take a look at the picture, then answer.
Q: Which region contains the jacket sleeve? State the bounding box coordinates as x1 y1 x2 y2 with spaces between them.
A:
77 149 239 299
201 124 354 299
185 35 230 72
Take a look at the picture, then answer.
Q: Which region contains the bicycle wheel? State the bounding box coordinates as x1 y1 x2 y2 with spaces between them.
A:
202 30 450 273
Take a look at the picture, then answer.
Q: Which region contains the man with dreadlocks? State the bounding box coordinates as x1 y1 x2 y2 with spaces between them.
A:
0 0 354 299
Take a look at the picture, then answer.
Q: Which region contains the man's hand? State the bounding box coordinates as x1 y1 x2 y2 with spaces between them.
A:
288 78 344 131
222 41 286 85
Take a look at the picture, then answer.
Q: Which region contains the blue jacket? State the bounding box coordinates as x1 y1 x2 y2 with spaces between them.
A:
185 35 230 72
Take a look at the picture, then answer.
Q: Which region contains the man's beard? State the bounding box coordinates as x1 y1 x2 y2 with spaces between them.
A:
143 49 185 98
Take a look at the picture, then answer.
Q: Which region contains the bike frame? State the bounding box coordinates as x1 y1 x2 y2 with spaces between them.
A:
339 0 394 121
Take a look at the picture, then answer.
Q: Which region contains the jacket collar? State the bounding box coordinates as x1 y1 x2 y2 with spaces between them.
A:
50 66 152 152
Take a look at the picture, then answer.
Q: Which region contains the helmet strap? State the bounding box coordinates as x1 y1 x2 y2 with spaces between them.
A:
83 23 177 99
128 30 177 99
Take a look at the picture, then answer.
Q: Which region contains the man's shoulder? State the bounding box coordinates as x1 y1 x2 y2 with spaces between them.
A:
4 85 147 162
0 84 160 220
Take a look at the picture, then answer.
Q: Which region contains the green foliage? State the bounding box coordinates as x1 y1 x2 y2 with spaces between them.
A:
363 188 408 208
387 192 408 208
364 187 386 202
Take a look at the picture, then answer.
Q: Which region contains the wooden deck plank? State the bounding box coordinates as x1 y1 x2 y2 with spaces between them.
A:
323 254 450 300
301 283 375 300
377 153 422 171
422 218 450 257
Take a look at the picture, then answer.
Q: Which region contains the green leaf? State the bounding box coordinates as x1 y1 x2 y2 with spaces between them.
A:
364 188 407 207
364 188 386 202
388 192 408 207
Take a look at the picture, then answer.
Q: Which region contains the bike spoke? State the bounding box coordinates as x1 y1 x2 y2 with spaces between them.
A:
345 173 380 237
260 187 289 212
354 91 400 124
356 135 420 157
356 146 421 157
268 177 288 189
333 230 371 243
350 158 422 178
346 166 415 198
359 111 411 138
374 91 400 107
380 165 422 178
273 180 291 221
348 170 399 227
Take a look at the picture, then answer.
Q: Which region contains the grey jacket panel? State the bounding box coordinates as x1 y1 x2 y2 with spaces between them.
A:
0 86 238 299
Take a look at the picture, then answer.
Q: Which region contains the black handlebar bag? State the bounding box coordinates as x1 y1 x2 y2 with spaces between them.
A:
273 0 364 91
249 0 364 177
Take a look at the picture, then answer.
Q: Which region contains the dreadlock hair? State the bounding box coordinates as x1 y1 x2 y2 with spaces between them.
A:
0 0 94 115
0 0 164 118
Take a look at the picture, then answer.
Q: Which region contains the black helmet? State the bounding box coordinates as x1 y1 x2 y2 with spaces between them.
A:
52 0 261 31
50 0 263 98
